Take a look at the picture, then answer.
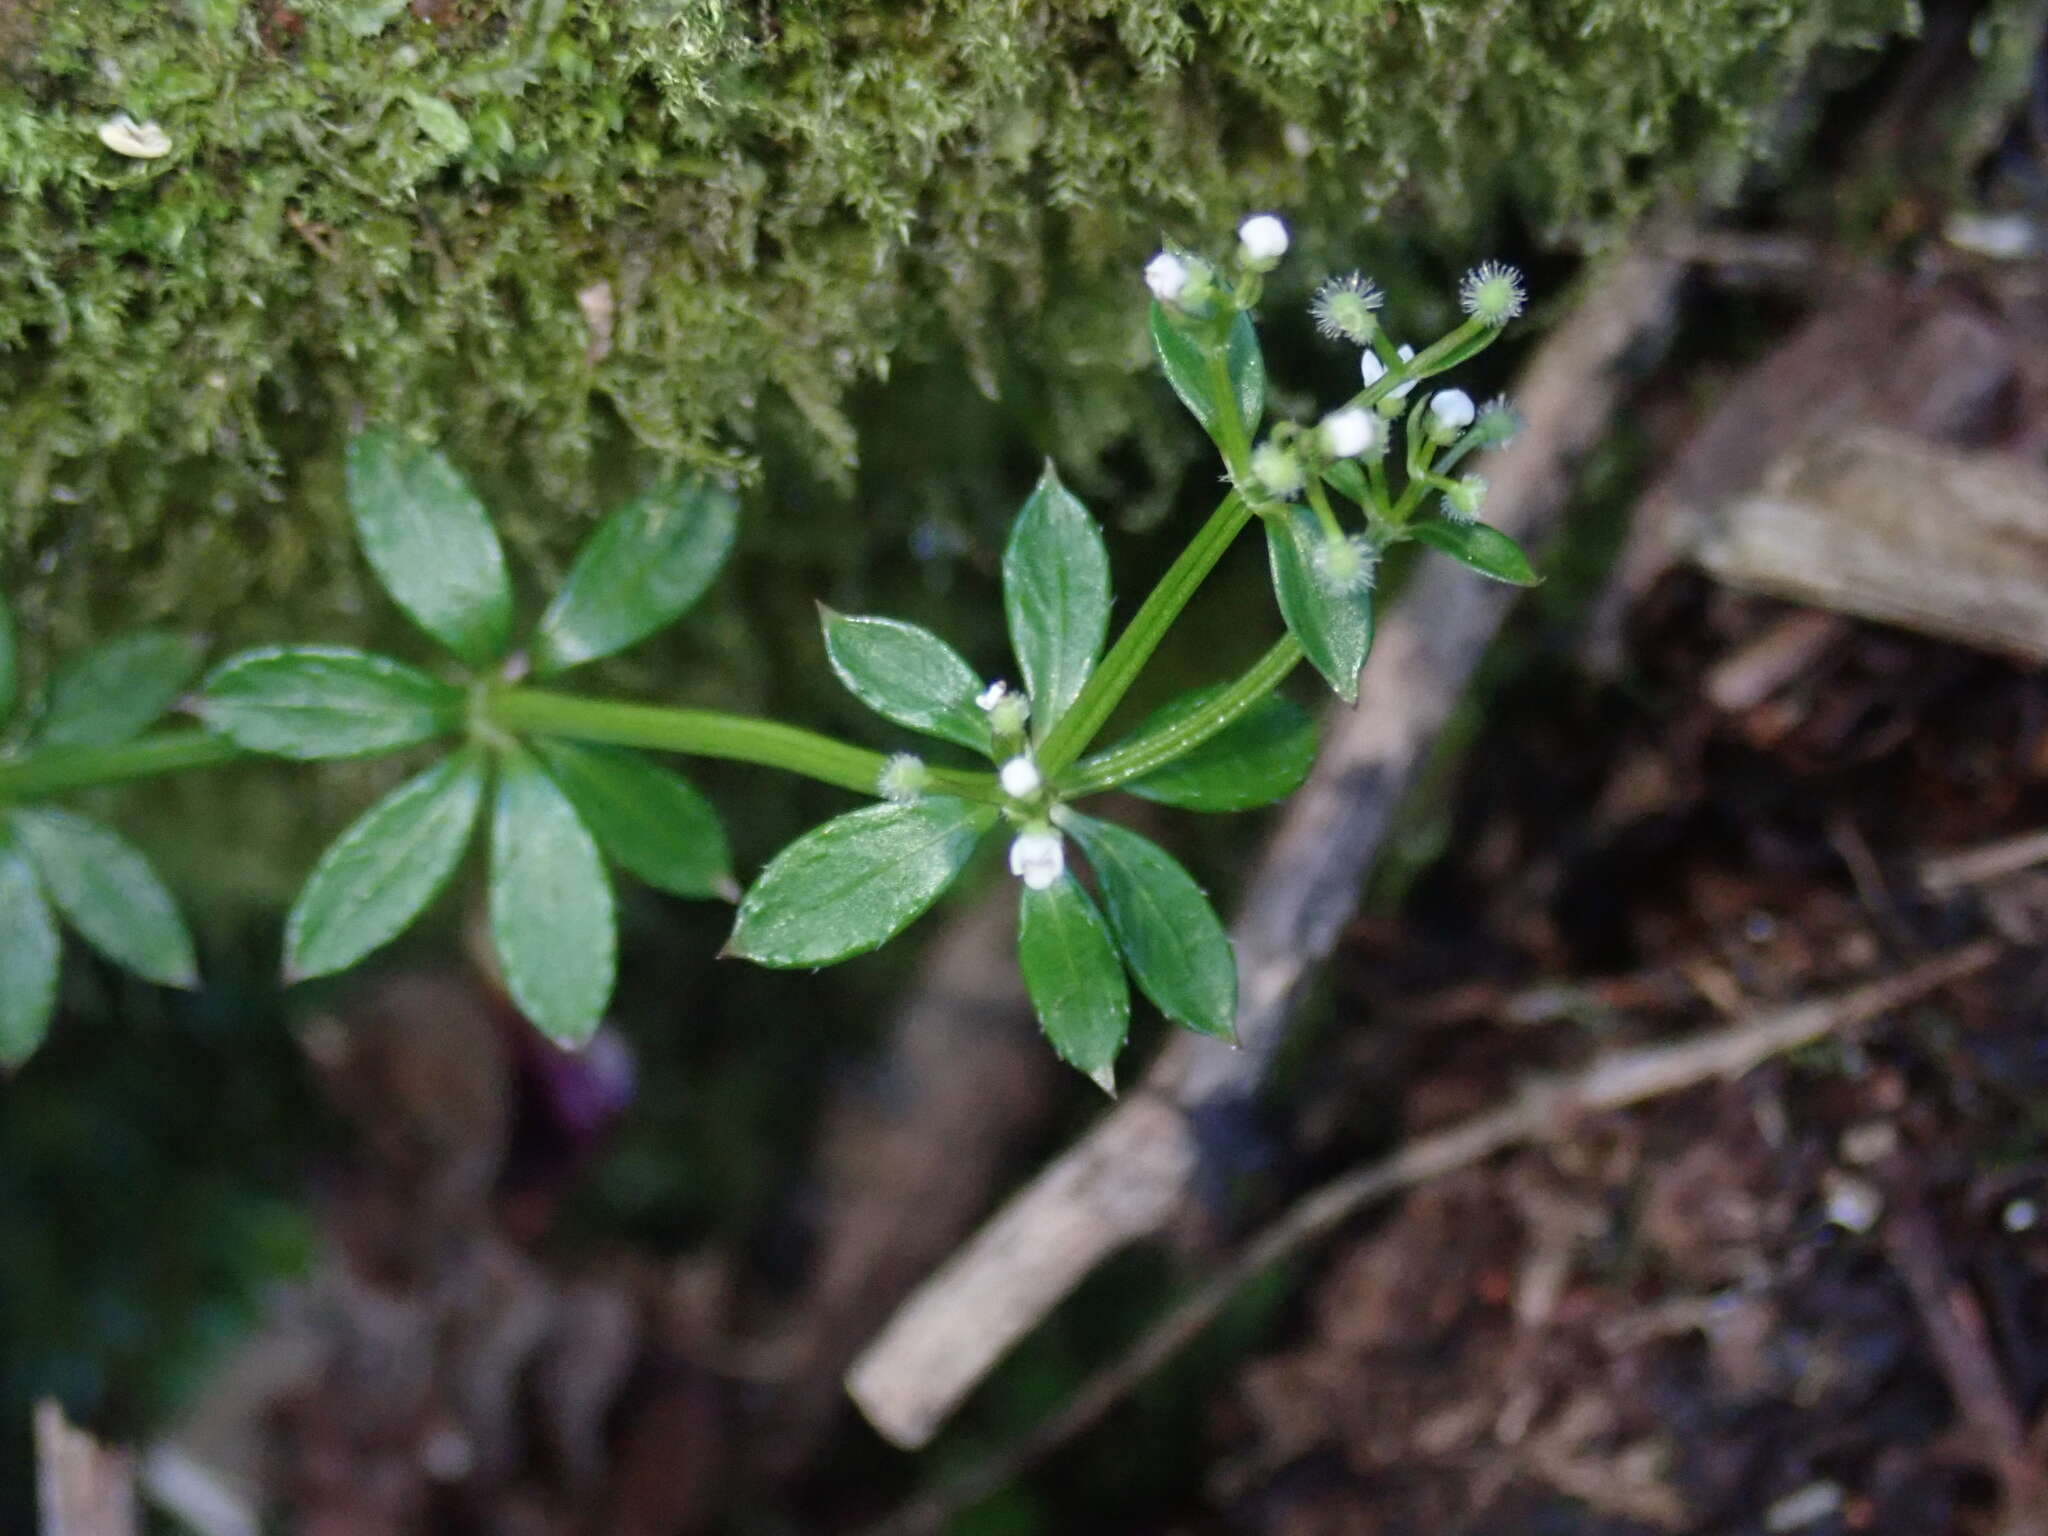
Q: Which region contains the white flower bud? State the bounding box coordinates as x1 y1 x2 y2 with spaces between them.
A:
97 114 172 159
877 753 930 804
1009 829 1065 890
1427 389 1476 441
1361 343 1417 401
999 755 1042 800
1319 407 1379 460
1237 214 1289 269
1144 251 1190 304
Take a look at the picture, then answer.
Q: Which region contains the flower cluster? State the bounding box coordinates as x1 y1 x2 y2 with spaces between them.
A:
1143 231 1530 599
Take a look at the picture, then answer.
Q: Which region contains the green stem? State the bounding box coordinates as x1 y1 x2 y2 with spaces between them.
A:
486 687 1003 804
0 728 246 800
1036 491 1255 775
1056 635 1302 797
1205 348 1254 480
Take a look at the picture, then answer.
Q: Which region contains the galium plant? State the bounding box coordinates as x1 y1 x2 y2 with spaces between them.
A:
0 215 1538 1088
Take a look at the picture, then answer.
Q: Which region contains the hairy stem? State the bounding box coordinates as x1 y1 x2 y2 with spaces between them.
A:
487 688 1003 804
0 729 246 800
1036 491 1255 776
1056 635 1302 797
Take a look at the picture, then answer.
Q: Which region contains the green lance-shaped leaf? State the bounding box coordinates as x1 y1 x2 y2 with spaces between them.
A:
1016 871 1129 1092
1116 687 1317 812
34 631 207 750
283 747 487 981
1410 519 1542 587
489 746 617 1047
533 477 740 676
1149 303 1267 443
531 738 734 901
345 429 514 667
819 609 990 754
13 808 197 988
729 797 995 968
0 587 16 727
0 829 59 1068
1003 466 1111 742
1266 507 1375 703
198 647 462 759
1059 811 1236 1042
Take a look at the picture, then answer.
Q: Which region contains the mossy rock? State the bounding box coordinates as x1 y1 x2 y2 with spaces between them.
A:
2 0 1909 645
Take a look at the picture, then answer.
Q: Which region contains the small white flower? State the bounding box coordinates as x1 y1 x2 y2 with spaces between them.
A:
999 755 1043 800
877 753 930 804
1319 407 1380 460
97 113 172 160
1427 389 1476 438
1361 343 1418 401
1144 251 1190 304
1009 828 1065 891
1237 213 1289 269
978 679 1030 738
1459 260 1526 325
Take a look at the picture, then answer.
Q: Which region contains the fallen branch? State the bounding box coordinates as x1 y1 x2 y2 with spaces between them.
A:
865 941 2001 1535
845 237 1690 1450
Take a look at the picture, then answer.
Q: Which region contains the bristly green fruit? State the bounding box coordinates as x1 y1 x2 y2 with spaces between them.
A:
820 609 991 755
346 429 515 668
283 747 488 981
489 746 617 1047
1265 507 1375 702
533 477 740 676
1410 518 1541 586
12 808 198 990
33 632 208 750
0 829 60 1069
1059 810 1235 1042
729 798 996 968
198 646 463 760
1016 873 1129 1093
1003 466 1112 743
530 738 736 901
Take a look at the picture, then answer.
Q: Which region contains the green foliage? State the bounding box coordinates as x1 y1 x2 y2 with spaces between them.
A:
0 829 59 1066
1149 305 1266 449
530 739 734 901
533 478 739 677
1118 688 1315 813
488 745 616 1045
11 807 197 989
1003 467 1112 743
1015 874 1128 1093
1059 811 1235 1043
345 430 515 667
1410 517 1543 586
198 647 463 759
0 0 1909 637
281 747 486 981
1265 507 1375 701
728 798 997 968
34 632 205 750
820 611 991 755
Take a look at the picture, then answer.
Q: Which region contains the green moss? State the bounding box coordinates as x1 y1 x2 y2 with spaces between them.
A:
2 0 1909 637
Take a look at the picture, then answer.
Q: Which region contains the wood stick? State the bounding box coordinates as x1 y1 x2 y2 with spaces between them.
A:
845 239 1690 1450
865 941 2001 1535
